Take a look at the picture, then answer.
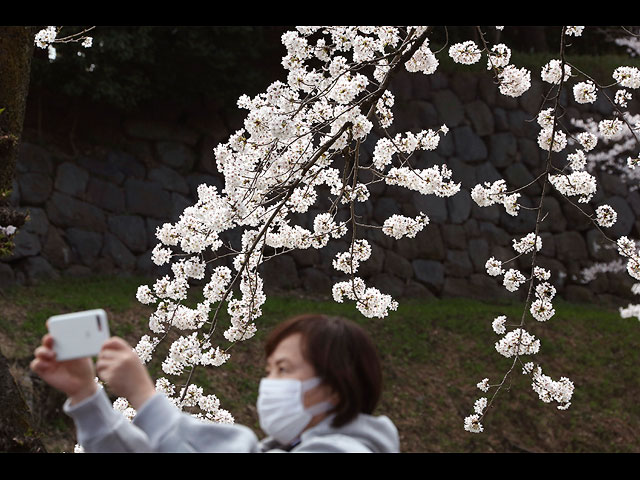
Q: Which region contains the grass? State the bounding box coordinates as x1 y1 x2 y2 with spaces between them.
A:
1 274 639 453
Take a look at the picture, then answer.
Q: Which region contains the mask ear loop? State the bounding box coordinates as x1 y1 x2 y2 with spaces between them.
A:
305 400 334 416
300 377 322 392
300 377 335 417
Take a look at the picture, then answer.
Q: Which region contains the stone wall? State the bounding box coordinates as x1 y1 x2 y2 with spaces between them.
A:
2 70 638 305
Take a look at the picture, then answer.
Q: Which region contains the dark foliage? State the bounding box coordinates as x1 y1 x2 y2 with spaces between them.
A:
29 26 289 111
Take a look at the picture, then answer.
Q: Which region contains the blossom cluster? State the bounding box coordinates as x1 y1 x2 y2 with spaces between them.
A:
535 108 568 153
34 26 93 62
530 281 556 322
541 59 571 85
332 276 399 318
565 26 585 37
498 65 532 98
512 233 542 255
385 163 460 197
495 328 541 358
573 81 597 104
471 179 520 216
530 366 574 410
487 44 511 70
613 66 640 89
129 26 470 428
548 171 598 203
372 127 449 171
617 236 640 281
34 26 59 49
404 38 439 75
448 38 531 98
449 41 482 65
333 239 372 274
382 213 429 240
461 25 640 435
0 225 17 237
595 204 618 228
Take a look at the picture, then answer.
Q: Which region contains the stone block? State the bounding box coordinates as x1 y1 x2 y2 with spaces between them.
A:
41 227 72 269
373 197 401 225
468 237 489 272
563 284 595 304
604 195 635 238
102 232 136 271
453 125 488 163
441 223 467 250
445 249 473 277
290 248 321 268
413 193 447 223
538 195 567 233
446 189 472 224
357 242 385 278
396 223 444 261
383 250 414 280
488 132 517 168
5 229 41 261
465 99 494 136
585 229 617 264
156 141 196 172
54 162 89 197
77 156 125 185
46 192 107 232
503 162 540 196
17 143 53 175
402 279 436 299
124 179 172 219
108 215 148 254
433 89 464 127
259 254 300 290
369 272 405 298
21 207 49 238
300 267 332 294
85 178 125 213
17 172 53 205
412 259 444 292
148 165 190 195
65 228 104 267
15 256 59 285
554 231 589 262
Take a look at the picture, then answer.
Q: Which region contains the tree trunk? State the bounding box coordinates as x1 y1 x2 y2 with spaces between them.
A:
0 26 35 192
0 348 47 452
0 27 33 229
0 26 46 453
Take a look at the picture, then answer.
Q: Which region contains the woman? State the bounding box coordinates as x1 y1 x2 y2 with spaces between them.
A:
31 313 400 453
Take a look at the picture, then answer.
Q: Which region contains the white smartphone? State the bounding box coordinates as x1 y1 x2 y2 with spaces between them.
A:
47 309 111 361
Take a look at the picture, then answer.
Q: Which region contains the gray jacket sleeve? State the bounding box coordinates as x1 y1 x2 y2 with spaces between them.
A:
63 386 261 453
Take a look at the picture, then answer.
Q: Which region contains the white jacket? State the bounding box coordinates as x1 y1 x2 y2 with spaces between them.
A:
63 386 400 453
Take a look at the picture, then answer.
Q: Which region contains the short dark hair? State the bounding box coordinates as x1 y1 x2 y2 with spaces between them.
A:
264 313 383 428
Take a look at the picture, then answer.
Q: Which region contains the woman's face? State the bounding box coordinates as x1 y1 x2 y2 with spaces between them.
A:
265 332 337 411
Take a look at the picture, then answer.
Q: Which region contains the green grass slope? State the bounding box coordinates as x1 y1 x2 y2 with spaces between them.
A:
0 275 638 453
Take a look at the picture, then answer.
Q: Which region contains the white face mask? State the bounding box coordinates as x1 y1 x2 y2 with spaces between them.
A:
256 376 334 446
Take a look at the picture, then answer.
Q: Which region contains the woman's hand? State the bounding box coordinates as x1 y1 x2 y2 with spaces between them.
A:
30 333 97 405
96 337 156 410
